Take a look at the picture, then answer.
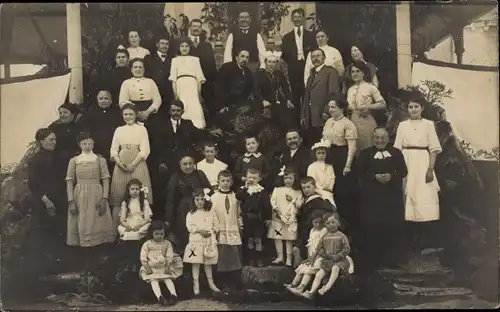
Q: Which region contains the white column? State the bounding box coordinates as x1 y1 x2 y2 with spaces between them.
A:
66 3 83 104
396 1 412 88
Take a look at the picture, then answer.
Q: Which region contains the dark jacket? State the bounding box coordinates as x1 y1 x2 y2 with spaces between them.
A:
281 28 316 67
144 52 173 109
215 61 254 111
280 145 312 179
253 69 291 104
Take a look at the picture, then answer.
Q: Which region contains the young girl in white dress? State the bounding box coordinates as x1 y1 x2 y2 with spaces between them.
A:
285 211 327 294
183 188 221 295
394 97 442 250
126 30 151 60
118 179 153 241
169 37 206 129
307 140 336 206
139 220 183 306
197 142 228 189
268 166 303 267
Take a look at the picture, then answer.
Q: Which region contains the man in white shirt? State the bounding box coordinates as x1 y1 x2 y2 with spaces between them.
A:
281 9 317 123
223 9 266 73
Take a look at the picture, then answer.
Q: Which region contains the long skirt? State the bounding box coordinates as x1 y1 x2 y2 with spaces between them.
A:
402 149 440 222
217 244 243 272
350 111 377 153
67 180 115 247
109 145 153 207
176 76 206 129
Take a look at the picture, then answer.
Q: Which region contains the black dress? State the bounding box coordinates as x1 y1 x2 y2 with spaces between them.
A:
77 105 123 172
100 67 132 104
48 121 78 182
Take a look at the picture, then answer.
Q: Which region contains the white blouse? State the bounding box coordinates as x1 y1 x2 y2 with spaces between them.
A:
110 124 150 159
169 56 206 84
394 119 442 153
306 227 328 257
127 46 151 60
119 198 153 226
347 81 384 111
119 77 162 111
197 158 228 186
304 45 345 85
307 161 335 192
186 209 219 245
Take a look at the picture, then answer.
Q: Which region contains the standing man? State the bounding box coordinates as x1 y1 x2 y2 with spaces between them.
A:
223 9 266 73
188 19 218 119
281 9 316 121
300 49 341 144
144 32 173 117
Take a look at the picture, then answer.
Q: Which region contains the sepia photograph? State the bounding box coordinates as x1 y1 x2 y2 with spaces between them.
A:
0 1 498 310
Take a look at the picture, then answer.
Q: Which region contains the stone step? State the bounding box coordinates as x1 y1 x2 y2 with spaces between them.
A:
392 283 473 297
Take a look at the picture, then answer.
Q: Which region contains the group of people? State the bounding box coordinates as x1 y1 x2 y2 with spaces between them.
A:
27 7 443 306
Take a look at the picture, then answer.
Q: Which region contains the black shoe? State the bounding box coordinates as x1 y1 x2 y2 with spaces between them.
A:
169 295 178 305
158 295 168 306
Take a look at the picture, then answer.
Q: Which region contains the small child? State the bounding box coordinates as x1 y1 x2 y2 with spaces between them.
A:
211 170 244 290
299 215 352 299
197 141 228 189
183 188 221 295
307 140 336 206
285 211 327 294
233 135 270 189
139 220 183 305
236 167 272 268
118 179 153 241
268 166 303 267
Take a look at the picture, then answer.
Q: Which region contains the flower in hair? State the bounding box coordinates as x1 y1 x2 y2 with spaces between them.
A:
140 186 149 195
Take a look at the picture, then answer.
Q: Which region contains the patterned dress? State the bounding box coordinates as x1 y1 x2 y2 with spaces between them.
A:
139 239 183 282
65 154 116 247
316 231 351 274
295 227 327 275
183 209 219 265
267 186 303 240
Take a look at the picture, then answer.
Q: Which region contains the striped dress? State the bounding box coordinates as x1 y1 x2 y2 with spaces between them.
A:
109 123 153 207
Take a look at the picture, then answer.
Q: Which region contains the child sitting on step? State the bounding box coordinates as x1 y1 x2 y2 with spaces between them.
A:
307 140 336 206
267 166 303 267
139 220 183 305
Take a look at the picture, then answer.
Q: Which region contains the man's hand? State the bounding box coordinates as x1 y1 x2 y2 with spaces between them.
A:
286 100 295 109
159 163 168 173
219 107 229 114
300 119 307 128
262 100 271 108
209 128 224 137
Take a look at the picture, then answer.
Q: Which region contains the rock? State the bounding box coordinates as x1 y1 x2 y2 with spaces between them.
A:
241 265 295 290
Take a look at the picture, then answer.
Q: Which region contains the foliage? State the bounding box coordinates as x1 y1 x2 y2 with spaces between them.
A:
260 2 291 34
201 2 229 41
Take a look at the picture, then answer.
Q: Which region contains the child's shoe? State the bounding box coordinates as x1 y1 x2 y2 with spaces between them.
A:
169 295 179 305
285 256 292 267
158 295 168 306
318 286 329 295
301 291 314 299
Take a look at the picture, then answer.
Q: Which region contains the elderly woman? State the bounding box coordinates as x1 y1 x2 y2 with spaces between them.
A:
126 29 151 60
169 37 206 129
27 128 68 269
49 103 80 181
119 58 162 130
101 47 132 103
303 30 344 85
254 50 295 132
347 60 386 153
343 46 379 93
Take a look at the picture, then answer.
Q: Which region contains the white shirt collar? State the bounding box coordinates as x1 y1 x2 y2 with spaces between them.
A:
315 64 326 72
295 26 303 32
171 118 180 125
157 51 167 59
244 152 262 158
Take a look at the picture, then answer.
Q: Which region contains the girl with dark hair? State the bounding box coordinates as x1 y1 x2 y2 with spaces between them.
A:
65 131 115 272
268 166 303 266
118 179 153 242
347 60 386 152
164 155 211 253
183 188 221 295
169 37 206 129
139 220 183 305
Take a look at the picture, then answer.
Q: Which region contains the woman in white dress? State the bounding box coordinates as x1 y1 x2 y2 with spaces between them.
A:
126 30 151 60
303 30 345 85
394 97 442 250
169 37 206 129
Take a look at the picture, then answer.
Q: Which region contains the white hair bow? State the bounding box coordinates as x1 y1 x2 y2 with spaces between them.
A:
203 188 212 201
117 44 126 50
311 139 332 151
140 186 149 195
264 50 282 61
278 165 286 176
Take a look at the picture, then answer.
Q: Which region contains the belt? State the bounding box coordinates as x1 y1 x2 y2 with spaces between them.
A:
403 146 429 151
177 75 197 80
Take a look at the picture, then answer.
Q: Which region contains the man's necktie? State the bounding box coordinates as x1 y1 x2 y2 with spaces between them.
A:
242 29 248 35
297 27 301 37
161 53 167 58
193 37 198 47
225 195 230 214
309 68 317 86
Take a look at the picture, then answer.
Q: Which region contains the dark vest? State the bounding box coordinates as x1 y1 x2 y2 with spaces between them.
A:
232 27 260 62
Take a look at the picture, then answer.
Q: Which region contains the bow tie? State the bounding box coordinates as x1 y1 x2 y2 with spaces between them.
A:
160 54 167 58
244 152 262 158
374 150 392 159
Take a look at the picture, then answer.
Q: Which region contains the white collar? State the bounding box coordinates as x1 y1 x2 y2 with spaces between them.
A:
243 183 264 195
157 51 168 59
290 147 298 153
305 194 322 204
315 64 325 72
295 26 303 31
244 152 262 158
171 118 180 124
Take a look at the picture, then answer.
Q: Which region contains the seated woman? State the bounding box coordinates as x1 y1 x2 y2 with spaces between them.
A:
49 103 80 182
169 37 206 129
343 45 379 93
126 29 151 60
347 60 386 153
119 58 162 130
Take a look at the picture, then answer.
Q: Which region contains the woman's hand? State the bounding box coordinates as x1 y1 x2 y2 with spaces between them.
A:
425 168 434 183
124 224 133 232
343 166 351 176
97 198 108 216
116 161 127 172
360 107 370 118
138 111 151 121
43 198 57 216
69 200 78 216
262 100 271 108
159 163 168 173
219 107 229 114
132 224 143 232
300 118 307 129
145 266 153 275
126 162 136 172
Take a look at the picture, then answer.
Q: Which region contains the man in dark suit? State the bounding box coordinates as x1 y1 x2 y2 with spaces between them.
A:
188 19 218 119
280 129 312 179
144 32 173 117
300 48 341 144
281 8 316 122
147 100 223 218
